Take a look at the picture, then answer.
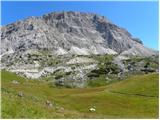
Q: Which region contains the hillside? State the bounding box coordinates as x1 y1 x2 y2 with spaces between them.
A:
1 11 159 118
1 70 159 118
1 11 158 87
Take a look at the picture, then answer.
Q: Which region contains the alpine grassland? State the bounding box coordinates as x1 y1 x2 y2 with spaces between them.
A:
1 70 159 118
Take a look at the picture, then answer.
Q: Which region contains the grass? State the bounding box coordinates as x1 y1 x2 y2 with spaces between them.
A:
1 70 159 118
87 75 107 87
106 73 159 97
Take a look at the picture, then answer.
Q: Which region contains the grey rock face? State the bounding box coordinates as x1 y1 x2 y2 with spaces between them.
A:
1 11 157 57
1 11 158 86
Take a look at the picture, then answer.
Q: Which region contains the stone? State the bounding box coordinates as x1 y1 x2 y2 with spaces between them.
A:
17 92 24 97
89 107 96 112
45 100 53 107
12 80 19 84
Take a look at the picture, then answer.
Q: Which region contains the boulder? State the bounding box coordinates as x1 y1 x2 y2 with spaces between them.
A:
89 107 96 112
12 80 19 84
17 92 24 97
45 100 53 108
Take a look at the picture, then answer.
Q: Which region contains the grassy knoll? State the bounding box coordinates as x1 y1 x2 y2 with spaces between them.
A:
1 70 159 118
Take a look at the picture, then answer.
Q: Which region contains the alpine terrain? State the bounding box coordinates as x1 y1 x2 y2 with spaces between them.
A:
1 11 159 118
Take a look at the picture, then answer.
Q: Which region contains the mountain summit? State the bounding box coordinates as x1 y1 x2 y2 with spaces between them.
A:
1 11 157 57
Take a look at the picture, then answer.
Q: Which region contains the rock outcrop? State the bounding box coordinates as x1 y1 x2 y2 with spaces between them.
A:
1 11 157 57
1 11 158 87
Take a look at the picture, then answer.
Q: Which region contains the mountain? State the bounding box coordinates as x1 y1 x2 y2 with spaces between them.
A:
0 11 158 87
1 11 157 56
1 11 159 118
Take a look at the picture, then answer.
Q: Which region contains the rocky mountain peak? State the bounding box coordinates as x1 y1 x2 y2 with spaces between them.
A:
1 11 157 57
1 11 158 86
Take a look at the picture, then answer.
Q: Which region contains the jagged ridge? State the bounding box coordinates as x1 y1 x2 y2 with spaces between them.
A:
1 11 157 57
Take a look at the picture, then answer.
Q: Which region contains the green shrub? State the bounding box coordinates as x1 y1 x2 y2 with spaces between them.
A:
55 75 63 79
87 72 99 78
87 75 107 87
65 71 72 75
105 63 120 74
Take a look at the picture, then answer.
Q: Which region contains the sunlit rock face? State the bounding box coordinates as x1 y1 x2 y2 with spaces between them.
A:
0 11 158 87
1 11 157 57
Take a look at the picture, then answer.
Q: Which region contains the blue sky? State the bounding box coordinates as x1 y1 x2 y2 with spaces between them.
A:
1 1 158 50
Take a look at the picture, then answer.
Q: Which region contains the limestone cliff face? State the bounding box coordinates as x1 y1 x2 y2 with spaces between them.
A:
1 11 158 87
1 11 157 57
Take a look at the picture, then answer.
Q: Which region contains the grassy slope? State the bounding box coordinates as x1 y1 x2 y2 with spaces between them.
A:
1 70 159 118
106 73 159 97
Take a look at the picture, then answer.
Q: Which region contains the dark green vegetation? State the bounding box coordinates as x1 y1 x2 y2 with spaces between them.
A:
123 56 159 74
1 70 159 118
86 55 120 87
93 55 120 74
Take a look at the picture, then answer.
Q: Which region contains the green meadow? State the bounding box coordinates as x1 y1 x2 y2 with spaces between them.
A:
1 70 159 118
